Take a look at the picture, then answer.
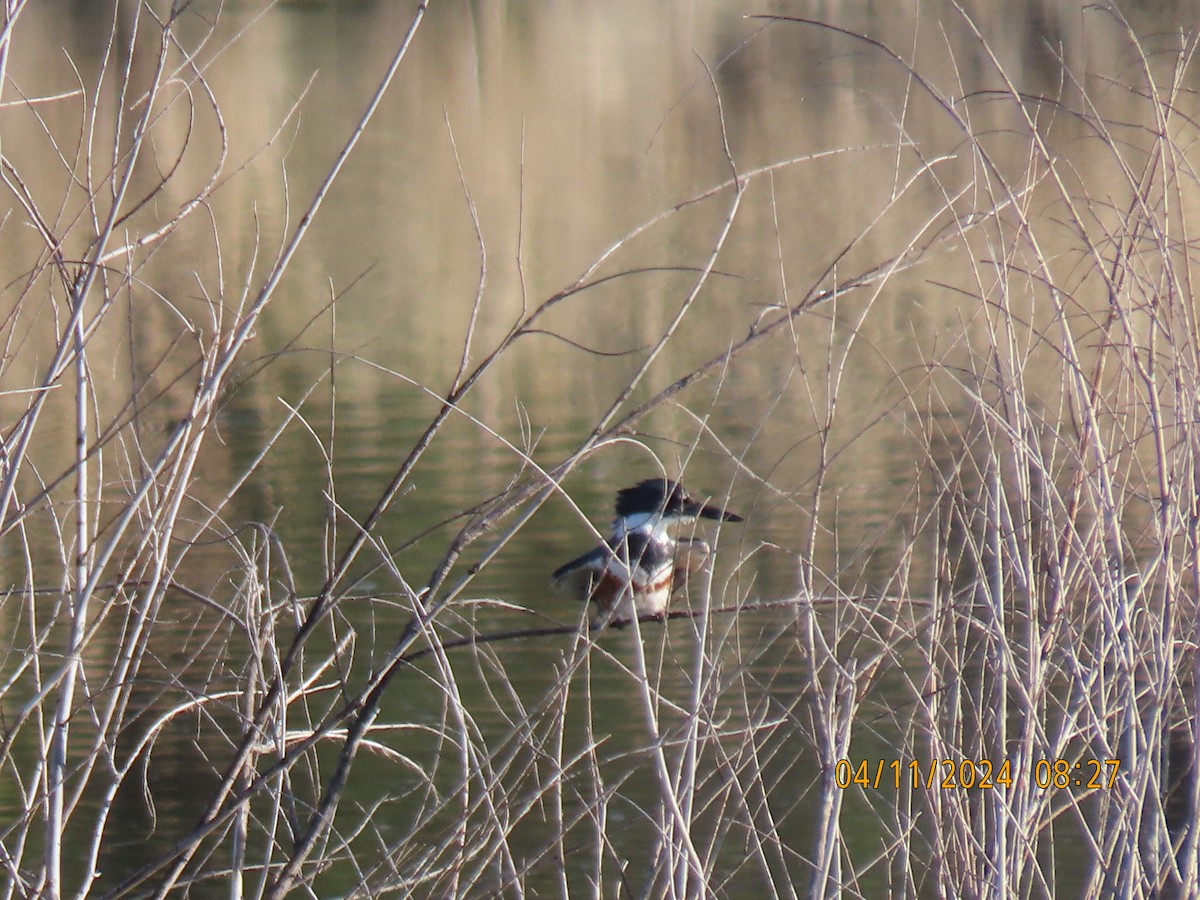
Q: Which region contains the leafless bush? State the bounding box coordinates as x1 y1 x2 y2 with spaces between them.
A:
0 2 1197 898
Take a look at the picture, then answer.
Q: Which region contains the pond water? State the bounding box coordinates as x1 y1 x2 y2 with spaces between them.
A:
1 0 1197 896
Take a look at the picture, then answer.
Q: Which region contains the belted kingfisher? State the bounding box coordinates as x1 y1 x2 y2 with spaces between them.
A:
551 478 744 624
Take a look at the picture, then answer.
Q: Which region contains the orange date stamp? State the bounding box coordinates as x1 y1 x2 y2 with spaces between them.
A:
834 757 1123 790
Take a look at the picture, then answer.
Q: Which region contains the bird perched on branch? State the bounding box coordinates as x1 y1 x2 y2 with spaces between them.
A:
551 478 743 626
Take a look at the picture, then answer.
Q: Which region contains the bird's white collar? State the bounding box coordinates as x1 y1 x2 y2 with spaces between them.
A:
613 512 666 537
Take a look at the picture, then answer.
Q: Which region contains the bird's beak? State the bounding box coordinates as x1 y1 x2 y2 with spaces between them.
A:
687 498 744 523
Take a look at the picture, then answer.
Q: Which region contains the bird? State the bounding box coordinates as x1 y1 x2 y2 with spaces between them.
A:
551 478 744 625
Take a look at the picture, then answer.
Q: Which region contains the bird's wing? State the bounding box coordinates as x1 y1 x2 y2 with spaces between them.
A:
551 545 609 600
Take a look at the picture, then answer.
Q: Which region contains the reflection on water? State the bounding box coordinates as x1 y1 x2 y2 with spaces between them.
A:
1 0 1197 894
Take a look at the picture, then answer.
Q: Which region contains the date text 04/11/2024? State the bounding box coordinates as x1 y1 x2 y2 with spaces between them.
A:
834 758 1123 791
